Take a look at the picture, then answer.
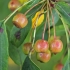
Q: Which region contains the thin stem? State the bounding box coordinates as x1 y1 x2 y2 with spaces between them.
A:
25 0 46 15
42 17 47 40
0 19 5 27
63 24 69 41
29 16 39 58
47 0 50 38
29 28 33 42
4 0 33 24
27 4 43 18
32 17 39 47
65 24 70 35
41 4 47 40
43 11 47 14
41 2 46 10
61 17 70 70
29 52 32 59
49 0 56 37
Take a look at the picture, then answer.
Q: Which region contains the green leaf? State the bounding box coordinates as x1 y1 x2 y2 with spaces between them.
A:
9 29 32 65
55 3 70 70
28 0 40 8
50 9 59 26
56 2 70 14
22 56 40 70
10 18 31 47
9 43 23 65
62 59 69 70
50 25 65 36
0 21 9 70
56 2 70 26
21 0 41 13
56 2 70 43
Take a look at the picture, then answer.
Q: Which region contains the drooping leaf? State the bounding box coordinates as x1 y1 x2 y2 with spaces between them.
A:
56 2 70 26
22 56 40 70
9 29 32 65
9 42 25 65
56 1 70 44
0 21 9 70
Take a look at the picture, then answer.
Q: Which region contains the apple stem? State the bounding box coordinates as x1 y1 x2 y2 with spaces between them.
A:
32 17 39 47
42 19 47 40
49 0 56 38
29 16 39 58
25 0 46 15
42 2 48 40
29 52 32 59
41 1 46 10
47 0 51 38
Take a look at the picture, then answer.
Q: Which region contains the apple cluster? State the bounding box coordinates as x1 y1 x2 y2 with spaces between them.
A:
8 0 64 69
34 37 63 63
22 37 63 63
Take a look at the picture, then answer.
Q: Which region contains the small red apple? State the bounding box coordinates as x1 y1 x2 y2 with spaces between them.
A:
34 39 49 53
8 0 20 11
50 38 63 53
23 43 32 55
13 13 28 28
54 63 64 70
36 50 51 63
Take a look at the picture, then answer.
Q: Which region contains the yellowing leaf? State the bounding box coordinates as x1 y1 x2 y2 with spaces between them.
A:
32 10 44 29
19 0 28 4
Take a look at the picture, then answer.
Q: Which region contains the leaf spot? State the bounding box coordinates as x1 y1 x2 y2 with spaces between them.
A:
15 30 21 39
